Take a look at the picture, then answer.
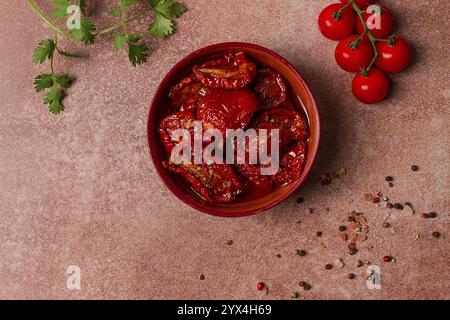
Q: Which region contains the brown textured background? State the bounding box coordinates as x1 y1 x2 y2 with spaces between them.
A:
0 0 449 299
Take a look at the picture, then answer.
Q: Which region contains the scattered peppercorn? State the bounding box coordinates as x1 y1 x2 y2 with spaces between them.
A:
339 225 346 232
257 282 265 291
382 222 390 228
348 243 358 255
348 273 356 279
226 240 233 245
421 213 429 219
394 203 404 210
428 212 437 219
275 254 282 258
383 256 392 262
432 231 441 238
325 264 333 270
200 274 205 280
373 197 380 204
377 192 383 197
299 281 311 291
291 292 299 299
411 165 419 171
297 197 304 204
387 203 394 209
296 250 307 257
357 260 364 268
385 176 394 182
316 231 323 237
388 182 394 188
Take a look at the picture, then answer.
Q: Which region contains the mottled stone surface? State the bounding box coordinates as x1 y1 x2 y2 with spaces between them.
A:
0 0 449 299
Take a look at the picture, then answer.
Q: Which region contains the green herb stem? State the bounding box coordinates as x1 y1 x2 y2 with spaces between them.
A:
27 0 72 39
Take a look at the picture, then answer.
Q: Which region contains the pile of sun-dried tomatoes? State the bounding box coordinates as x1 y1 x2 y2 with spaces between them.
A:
318 0 413 104
158 52 310 203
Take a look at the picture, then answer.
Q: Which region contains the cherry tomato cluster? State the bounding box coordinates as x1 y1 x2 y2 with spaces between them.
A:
318 0 413 104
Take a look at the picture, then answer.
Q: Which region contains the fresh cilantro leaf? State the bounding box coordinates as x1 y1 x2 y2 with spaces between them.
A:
170 2 187 18
128 41 149 67
70 19 96 45
114 34 128 50
32 39 56 64
51 0 71 19
79 0 87 15
34 74 54 92
152 0 186 19
55 74 72 87
127 34 142 43
43 84 65 114
148 13 173 38
149 0 160 8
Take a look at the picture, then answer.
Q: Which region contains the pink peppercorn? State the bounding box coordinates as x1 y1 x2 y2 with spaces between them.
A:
421 213 429 219
377 192 383 197
383 256 392 262
373 197 380 203
257 282 265 291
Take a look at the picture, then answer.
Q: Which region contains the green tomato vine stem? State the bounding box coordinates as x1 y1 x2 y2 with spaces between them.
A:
349 0 381 76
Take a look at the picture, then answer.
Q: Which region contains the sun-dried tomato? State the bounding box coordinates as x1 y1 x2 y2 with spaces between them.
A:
197 88 259 132
193 52 257 90
272 142 307 186
254 68 287 110
163 162 245 203
158 111 197 155
169 75 204 112
243 175 273 198
252 109 309 149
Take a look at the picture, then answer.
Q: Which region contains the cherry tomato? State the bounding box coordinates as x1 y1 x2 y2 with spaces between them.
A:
340 0 373 8
352 68 389 104
375 37 413 73
335 35 374 73
318 3 355 41
356 5 394 39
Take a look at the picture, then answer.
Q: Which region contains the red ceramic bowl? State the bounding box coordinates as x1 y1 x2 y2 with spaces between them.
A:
147 42 320 217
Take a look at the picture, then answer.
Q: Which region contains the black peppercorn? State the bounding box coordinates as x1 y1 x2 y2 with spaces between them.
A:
411 165 419 171
316 231 323 237
325 264 333 270
348 273 356 279
428 212 437 219
339 225 347 232
297 250 307 257
393 203 404 210
385 176 394 182
432 231 441 238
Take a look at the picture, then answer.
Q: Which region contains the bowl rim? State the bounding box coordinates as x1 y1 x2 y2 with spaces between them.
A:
147 42 321 217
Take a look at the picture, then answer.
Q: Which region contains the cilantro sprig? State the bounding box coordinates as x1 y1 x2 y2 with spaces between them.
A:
28 0 186 114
